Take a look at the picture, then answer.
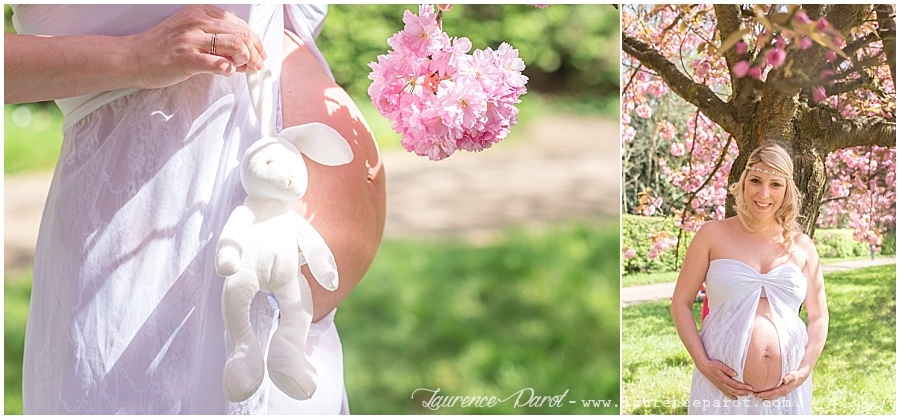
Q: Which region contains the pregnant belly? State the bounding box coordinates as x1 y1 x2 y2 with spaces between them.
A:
743 296 783 392
280 30 386 321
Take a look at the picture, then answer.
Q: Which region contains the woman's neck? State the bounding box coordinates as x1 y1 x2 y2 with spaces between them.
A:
746 217 783 239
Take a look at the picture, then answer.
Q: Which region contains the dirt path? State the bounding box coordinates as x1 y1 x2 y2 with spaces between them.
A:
4 114 620 272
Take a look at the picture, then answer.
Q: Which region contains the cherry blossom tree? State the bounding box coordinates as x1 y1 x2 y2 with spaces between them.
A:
622 4 896 262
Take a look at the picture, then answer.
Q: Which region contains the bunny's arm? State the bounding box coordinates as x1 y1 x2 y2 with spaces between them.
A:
215 205 256 277
291 212 339 292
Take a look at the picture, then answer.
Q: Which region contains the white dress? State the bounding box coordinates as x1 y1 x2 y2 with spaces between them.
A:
14 4 350 414
688 259 812 414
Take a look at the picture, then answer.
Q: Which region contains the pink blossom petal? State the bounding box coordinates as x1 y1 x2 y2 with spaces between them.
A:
766 48 787 68
812 86 827 103
800 37 813 50
732 60 750 78
748 66 762 80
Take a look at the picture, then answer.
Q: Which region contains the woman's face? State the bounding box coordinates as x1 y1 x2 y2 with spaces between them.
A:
743 163 787 222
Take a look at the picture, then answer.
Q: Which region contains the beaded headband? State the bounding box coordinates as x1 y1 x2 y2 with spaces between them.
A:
746 165 792 180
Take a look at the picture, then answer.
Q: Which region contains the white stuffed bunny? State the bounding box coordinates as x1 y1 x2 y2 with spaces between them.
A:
215 68 353 403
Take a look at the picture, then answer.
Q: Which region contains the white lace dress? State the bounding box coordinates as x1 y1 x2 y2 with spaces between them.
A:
689 259 812 414
15 4 349 414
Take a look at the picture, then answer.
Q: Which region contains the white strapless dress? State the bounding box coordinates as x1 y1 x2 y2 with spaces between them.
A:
15 4 350 414
688 259 812 414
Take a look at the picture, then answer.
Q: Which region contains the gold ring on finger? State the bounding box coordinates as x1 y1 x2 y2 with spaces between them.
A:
210 33 218 55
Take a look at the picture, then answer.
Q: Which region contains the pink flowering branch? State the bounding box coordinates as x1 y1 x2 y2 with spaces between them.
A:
622 34 740 136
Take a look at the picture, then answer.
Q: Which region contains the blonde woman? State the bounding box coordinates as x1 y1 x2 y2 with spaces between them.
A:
672 143 828 414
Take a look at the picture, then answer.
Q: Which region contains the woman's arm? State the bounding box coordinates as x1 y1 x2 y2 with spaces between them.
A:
756 233 828 400
671 221 753 399
5 5 265 104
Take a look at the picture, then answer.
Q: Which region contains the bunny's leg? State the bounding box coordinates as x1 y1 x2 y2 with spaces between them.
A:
267 275 318 400
222 270 265 402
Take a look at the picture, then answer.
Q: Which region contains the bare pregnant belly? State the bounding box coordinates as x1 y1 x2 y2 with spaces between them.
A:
280 30 386 321
743 296 782 392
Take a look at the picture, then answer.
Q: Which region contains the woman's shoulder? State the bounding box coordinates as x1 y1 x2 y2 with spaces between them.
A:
689 218 736 251
696 217 739 237
789 230 820 272
790 230 816 251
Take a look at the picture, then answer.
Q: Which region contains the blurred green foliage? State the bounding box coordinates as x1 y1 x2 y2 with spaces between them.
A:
4 104 65 174
317 4 620 102
4 4 15 33
621 215 693 275
815 229 875 259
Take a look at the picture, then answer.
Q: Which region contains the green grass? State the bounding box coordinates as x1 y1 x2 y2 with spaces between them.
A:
4 270 31 415
622 264 896 415
3 220 621 414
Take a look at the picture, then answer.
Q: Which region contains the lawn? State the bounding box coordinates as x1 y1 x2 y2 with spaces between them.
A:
4 220 621 414
622 264 896 415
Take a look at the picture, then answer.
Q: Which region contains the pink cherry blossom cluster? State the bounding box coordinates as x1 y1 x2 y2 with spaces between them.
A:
367 4 528 161
731 9 845 89
647 231 678 260
635 189 664 217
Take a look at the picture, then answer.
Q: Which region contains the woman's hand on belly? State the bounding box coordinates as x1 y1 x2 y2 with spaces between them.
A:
281 31 386 322
753 367 810 401
696 358 754 400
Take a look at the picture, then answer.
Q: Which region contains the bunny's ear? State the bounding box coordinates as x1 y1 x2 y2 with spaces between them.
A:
278 122 354 167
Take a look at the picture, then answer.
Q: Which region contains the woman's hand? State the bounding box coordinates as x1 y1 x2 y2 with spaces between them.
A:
696 359 754 400
126 5 266 90
6 5 267 103
754 368 809 401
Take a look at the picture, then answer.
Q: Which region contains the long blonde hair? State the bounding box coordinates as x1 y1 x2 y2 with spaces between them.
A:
728 143 802 250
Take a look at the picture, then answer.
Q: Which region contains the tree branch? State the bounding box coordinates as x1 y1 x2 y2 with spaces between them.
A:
842 32 880 59
819 194 851 206
807 107 897 152
875 4 897 83
825 78 872 97
622 34 739 135
825 4 866 34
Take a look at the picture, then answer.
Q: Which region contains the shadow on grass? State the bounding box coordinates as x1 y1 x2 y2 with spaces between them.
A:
622 264 896 415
